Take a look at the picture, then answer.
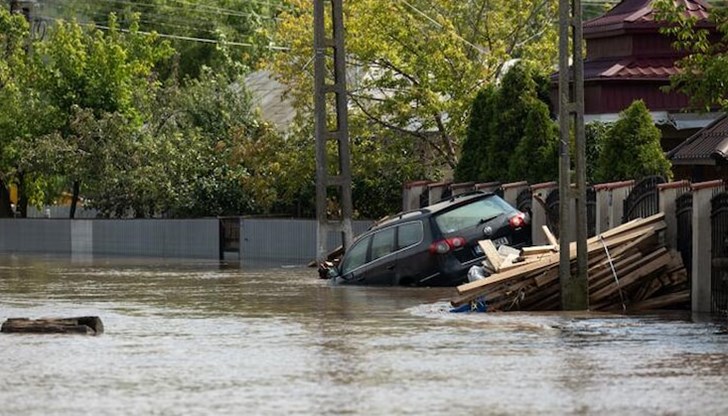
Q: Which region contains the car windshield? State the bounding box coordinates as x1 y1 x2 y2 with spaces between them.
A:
434 195 517 234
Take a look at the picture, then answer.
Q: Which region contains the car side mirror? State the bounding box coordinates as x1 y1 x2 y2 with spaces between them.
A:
327 267 341 279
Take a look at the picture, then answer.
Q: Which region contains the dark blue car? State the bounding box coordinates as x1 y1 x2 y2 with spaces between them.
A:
325 192 531 286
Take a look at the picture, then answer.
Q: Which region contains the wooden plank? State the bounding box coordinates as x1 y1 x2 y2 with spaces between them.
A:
479 240 502 272
455 222 665 301
542 225 558 247
628 290 690 310
590 249 670 303
521 245 557 256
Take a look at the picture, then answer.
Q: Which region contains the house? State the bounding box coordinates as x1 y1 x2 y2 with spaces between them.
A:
669 113 728 181
552 0 720 150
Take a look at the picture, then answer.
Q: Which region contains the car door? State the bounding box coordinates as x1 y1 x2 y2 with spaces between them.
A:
392 221 433 285
361 226 398 285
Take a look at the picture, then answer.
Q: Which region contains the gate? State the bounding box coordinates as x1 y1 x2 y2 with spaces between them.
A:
676 192 693 277
711 192 728 314
587 187 596 237
545 189 560 239
516 188 533 217
219 217 241 259
622 175 665 223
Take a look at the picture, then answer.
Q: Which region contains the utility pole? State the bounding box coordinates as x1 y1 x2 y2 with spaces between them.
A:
313 0 354 262
558 0 588 310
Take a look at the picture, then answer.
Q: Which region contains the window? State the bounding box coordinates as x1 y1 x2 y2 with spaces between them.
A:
341 235 370 274
398 222 423 249
435 195 517 234
371 227 396 261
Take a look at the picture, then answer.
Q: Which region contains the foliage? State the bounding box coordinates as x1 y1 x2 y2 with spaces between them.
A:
654 0 728 111
455 62 558 184
271 0 559 172
585 122 609 184
595 100 673 182
41 0 287 78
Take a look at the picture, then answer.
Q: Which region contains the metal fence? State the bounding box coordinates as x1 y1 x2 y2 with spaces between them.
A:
711 191 728 314
622 176 665 223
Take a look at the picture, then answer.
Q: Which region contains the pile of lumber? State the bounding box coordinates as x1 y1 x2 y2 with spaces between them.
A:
452 213 690 312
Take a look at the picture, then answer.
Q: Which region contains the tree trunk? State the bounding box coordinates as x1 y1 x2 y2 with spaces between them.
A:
17 171 27 218
70 180 80 219
0 179 14 218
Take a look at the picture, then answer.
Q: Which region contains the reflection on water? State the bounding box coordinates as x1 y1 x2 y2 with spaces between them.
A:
1 254 727 415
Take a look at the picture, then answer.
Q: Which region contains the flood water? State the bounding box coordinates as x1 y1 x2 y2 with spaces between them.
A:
1 254 727 415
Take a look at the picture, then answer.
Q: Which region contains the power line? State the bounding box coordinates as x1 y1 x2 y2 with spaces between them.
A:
395 0 484 53
38 16 290 50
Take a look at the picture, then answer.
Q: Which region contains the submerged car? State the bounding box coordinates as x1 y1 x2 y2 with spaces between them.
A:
324 192 531 286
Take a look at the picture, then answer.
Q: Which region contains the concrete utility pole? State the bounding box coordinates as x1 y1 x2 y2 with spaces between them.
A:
558 0 588 310
313 0 354 262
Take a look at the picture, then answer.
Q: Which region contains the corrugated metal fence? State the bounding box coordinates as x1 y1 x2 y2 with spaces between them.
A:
0 218 372 263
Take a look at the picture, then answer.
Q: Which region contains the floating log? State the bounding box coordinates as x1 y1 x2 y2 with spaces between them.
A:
1 316 104 335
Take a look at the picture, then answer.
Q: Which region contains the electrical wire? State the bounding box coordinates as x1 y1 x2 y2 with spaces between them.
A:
38 16 290 50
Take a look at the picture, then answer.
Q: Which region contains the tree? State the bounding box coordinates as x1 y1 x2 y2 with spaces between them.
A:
270 0 559 172
45 0 287 79
595 100 673 182
31 14 173 217
653 0 728 111
455 61 558 184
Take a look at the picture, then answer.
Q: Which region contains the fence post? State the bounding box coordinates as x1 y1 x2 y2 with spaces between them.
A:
657 180 691 252
402 180 431 211
691 180 723 312
530 182 558 245
603 181 634 231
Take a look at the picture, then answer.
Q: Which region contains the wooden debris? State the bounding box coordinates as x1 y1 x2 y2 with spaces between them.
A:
1 316 104 335
452 212 690 312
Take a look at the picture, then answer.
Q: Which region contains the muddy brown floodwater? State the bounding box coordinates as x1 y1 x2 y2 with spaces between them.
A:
1 254 727 415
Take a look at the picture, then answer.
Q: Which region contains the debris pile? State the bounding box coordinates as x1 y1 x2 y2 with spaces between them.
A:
451 213 690 312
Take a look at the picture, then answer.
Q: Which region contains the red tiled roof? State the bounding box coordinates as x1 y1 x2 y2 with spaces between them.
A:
584 57 679 80
584 0 710 35
669 114 728 164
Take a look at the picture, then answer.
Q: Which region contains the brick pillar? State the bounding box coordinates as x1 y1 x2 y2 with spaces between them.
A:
402 180 431 211
427 182 452 206
692 180 723 312
593 180 634 234
450 182 475 197
530 181 557 245
657 180 691 252
501 181 529 207
474 181 501 193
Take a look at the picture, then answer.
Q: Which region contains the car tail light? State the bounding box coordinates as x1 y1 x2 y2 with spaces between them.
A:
429 237 467 254
509 212 526 229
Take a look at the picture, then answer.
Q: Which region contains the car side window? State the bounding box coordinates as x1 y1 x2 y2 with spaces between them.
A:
371 227 396 261
341 235 371 274
398 222 423 249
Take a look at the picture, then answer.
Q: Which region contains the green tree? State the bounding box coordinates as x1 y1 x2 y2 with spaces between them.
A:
585 122 609 184
31 14 173 217
596 100 672 182
270 0 559 171
654 0 728 111
508 97 559 183
455 61 558 184
45 0 287 79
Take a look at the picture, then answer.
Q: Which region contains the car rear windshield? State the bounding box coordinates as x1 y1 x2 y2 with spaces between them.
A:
434 195 517 235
